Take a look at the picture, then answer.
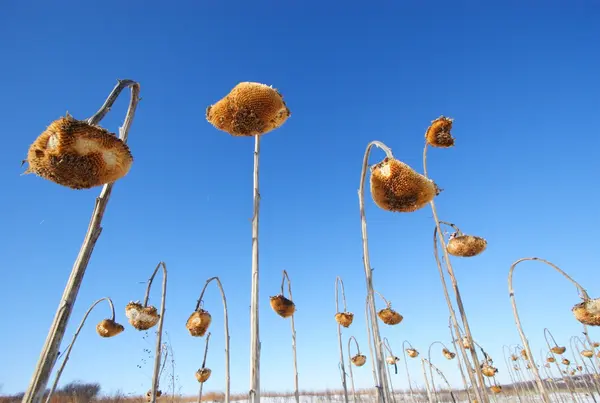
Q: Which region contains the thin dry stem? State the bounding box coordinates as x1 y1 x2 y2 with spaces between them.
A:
544 328 577 400
23 79 141 403
358 140 394 403
249 135 261 403
195 277 231 403
281 270 300 403
401 341 416 402
365 296 381 396
148 262 168 403
347 337 361 403
433 226 486 402
424 359 457 403
197 332 211 403
45 297 117 402
335 277 350 403
448 316 472 401
420 359 434 403
508 257 591 402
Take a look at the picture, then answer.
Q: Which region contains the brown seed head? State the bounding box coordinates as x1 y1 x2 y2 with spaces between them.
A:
24 115 133 189
125 301 160 331
95 319 124 338
593 342 600 348
406 348 419 358
442 348 456 360
461 336 472 350
377 308 403 325
573 298 600 326
270 295 296 318
206 82 291 137
562 358 570 365
425 116 455 148
577 365 583 371
186 309 212 337
581 350 594 358
370 158 440 213
447 234 487 257
195 368 212 383
510 354 518 361
551 346 566 355
547 357 556 363
490 385 502 394
146 390 162 402
481 363 498 377
520 349 528 359
335 312 354 328
351 354 367 367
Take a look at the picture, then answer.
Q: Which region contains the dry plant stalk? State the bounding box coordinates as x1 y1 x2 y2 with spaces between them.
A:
196 332 212 403
207 82 291 403
191 276 231 403
424 359 457 403
334 276 350 403
381 338 398 403
347 336 363 403
45 297 122 402
508 257 595 403
420 358 434 403
141 262 168 403
448 317 473 402
423 115 489 402
22 79 141 403
433 225 486 403
358 140 397 403
427 341 454 400
401 341 417 402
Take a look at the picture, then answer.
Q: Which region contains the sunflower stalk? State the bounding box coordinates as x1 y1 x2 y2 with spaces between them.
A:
146 262 168 403
358 141 395 403
197 332 212 403
508 257 592 402
22 79 141 403
45 297 120 403
250 135 261 403
195 277 231 403
335 277 350 403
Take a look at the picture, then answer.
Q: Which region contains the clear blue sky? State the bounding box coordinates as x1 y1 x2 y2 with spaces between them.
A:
2 0 600 397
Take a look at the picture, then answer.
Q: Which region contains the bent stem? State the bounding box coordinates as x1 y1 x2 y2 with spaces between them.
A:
424 359 457 403
358 140 394 403
280 270 299 403
348 336 362 403
433 226 486 403
45 297 117 402
23 79 141 403
197 332 212 403
196 276 231 403
335 276 350 403
249 134 261 403
365 296 381 395
427 341 454 400
508 257 591 403
544 328 577 400
501 345 524 403
571 336 600 399
381 338 397 403
420 359 434 403
448 316 472 402
147 262 168 403
401 341 417 403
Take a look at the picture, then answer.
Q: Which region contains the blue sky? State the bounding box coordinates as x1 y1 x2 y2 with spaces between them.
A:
2 0 600 397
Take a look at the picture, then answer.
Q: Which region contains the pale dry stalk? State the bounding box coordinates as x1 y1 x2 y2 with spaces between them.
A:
249 135 261 403
501 345 525 403
381 338 397 403
280 270 300 403
347 336 361 403
45 297 117 402
543 328 578 400
358 140 395 403
432 224 487 403
365 296 382 395
508 257 592 403
401 341 417 403
195 276 231 403
335 276 350 403
420 359 434 403
424 359 457 403
148 262 168 403
197 332 212 403
570 336 600 397
22 79 141 403
448 316 472 401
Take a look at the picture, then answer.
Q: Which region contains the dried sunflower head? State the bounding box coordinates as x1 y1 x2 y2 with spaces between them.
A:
24 115 133 189
481 363 498 377
125 301 160 331
581 350 594 358
573 298 600 326
377 307 403 325
334 312 354 328
186 309 212 337
406 348 419 358
206 82 291 137
551 346 566 355
95 319 124 338
370 157 440 213
442 348 456 360
351 354 367 367
425 116 455 148
195 368 212 383
447 233 487 257
270 295 296 318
